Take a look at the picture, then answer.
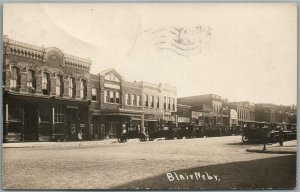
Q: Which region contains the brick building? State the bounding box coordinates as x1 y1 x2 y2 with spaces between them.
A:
90 68 177 139
3 36 92 142
254 103 277 123
177 94 226 128
227 101 255 127
3 37 177 142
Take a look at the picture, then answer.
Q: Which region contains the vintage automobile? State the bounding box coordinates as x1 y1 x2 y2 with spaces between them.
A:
194 125 206 138
242 121 274 144
148 125 175 141
176 125 194 139
117 125 147 143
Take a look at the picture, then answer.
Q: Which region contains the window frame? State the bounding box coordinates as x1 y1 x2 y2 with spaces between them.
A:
42 72 50 95
10 66 21 91
91 88 97 101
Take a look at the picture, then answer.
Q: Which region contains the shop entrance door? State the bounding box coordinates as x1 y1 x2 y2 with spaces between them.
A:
66 107 78 140
23 104 38 141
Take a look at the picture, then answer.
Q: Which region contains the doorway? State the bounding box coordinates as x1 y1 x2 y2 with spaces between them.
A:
66 107 78 140
23 104 38 141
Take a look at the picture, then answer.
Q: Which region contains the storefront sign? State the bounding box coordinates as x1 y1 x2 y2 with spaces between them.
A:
163 115 175 121
104 83 120 89
178 117 190 123
80 124 85 128
191 111 202 119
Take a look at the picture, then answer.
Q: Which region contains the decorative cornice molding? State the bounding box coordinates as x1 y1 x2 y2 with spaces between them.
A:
3 36 92 72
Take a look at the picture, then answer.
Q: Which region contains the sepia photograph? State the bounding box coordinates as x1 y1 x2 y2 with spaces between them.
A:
2 3 298 190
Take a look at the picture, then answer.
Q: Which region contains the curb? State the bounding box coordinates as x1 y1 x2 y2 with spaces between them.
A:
246 148 296 154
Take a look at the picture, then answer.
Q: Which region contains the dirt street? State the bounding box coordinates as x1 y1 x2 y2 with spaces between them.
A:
2 136 296 189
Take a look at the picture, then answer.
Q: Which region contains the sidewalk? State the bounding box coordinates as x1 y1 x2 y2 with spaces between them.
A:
246 140 297 154
2 138 142 148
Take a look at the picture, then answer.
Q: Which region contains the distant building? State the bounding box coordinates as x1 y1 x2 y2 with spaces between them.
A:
229 109 238 128
177 94 226 127
227 101 254 126
254 103 277 123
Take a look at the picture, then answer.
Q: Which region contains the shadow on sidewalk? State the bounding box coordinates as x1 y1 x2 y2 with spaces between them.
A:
111 155 296 190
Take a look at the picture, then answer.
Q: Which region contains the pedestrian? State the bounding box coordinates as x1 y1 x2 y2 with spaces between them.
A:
78 129 83 146
279 126 283 146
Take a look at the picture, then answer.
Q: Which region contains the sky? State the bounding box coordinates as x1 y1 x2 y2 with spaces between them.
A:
3 3 297 105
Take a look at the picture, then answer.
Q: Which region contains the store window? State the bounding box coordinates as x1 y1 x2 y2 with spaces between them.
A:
54 105 65 123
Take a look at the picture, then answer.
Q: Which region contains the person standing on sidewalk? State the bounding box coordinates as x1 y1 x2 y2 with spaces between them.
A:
78 129 83 146
279 126 283 146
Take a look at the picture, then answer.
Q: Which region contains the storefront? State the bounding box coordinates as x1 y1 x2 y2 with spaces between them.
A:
3 92 90 142
91 112 142 139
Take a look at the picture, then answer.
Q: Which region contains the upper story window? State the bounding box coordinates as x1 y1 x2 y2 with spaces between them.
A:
104 90 108 103
156 96 160 108
144 95 148 107
56 75 64 97
163 96 167 110
92 88 97 101
170 97 173 111
173 98 176 111
168 97 171 110
10 66 21 91
104 89 120 104
109 90 114 103
150 96 154 108
131 94 135 106
125 93 130 105
69 77 76 98
80 79 87 99
105 73 120 82
27 70 36 92
115 92 120 103
42 72 50 95
137 95 141 106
